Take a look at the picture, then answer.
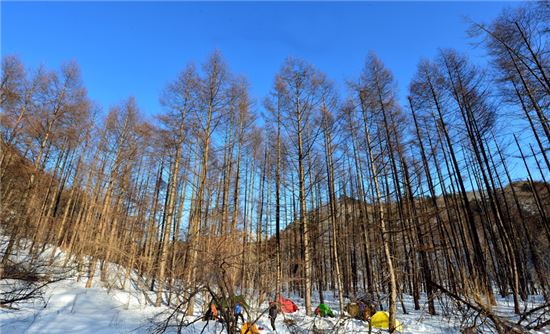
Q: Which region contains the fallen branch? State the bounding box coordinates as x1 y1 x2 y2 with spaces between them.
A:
429 280 530 334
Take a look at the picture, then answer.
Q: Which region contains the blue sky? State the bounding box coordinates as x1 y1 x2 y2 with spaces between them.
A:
3 1 516 118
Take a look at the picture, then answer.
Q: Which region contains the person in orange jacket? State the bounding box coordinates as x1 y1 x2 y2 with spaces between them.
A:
204 301 218 321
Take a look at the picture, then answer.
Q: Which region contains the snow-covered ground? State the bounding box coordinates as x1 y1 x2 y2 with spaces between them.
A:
1 276 159 334
2 274 549 334
1 244 548 333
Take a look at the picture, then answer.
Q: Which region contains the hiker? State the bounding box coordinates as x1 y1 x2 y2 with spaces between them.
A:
234 302 245 325
359 301 367 319
268 301 278 331
204 302 218 321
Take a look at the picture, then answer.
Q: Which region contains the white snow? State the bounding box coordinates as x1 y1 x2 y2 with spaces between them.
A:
1 244 548 333
0 276 161 334
2 275 549 334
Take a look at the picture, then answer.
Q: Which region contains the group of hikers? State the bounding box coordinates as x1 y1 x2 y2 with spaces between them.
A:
203 295 279 333
203 293 398 333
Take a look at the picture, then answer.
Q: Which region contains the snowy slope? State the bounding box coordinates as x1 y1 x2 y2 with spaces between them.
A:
0 276 161 334
2 273 549 334
1 243 548 334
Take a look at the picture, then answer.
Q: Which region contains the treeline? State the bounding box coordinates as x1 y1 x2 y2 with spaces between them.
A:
0 2 548 332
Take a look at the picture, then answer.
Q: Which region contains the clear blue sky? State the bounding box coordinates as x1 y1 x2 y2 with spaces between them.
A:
3 1 515 118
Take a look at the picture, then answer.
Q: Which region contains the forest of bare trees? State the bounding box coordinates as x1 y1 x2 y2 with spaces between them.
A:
1 2 548 333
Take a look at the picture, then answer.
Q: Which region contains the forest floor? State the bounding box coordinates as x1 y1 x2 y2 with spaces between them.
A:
1 245 548 333
1 272 549 333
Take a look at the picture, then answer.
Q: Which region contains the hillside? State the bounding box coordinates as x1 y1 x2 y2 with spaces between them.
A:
2 243 549 334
